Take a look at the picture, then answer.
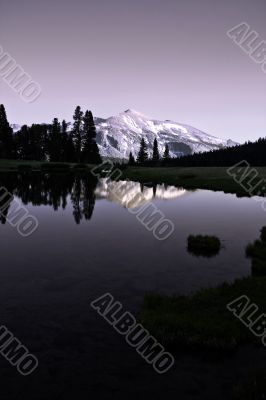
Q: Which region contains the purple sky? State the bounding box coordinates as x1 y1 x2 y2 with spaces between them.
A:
1 0 266 142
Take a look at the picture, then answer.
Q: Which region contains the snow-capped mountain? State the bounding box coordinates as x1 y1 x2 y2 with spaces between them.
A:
12 109 237 159
94 109 237 159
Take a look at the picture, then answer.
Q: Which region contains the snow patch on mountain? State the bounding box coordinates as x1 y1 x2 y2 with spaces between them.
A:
94 109 237 159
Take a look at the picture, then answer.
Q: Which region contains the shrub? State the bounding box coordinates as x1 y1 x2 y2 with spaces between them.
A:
260 226 266 242
187 235 221 257
246 227 266 276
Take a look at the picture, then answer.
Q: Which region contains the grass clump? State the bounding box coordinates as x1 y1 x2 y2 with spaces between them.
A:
246 227 266 276
260 226 266 242
187 234 221 257
139 276 266 350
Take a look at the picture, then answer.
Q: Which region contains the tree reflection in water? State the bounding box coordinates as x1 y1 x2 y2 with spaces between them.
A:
0 172 98 225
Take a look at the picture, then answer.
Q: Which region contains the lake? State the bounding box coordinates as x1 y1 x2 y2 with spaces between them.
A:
0 172 265 399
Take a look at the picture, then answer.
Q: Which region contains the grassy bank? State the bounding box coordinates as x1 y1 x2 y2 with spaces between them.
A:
1 160 266 197
0 159 45 171
139 276 266 350
121 166 266 197
0 159 94 172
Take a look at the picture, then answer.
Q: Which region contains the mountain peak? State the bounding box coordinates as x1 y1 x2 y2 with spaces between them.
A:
124 109 138 114
122 109 149 119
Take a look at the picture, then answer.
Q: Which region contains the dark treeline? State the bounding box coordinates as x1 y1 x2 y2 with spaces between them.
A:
165 138 266 167
0 172 97 225
130 137 266 167
129 138 170 166
0 104 102 164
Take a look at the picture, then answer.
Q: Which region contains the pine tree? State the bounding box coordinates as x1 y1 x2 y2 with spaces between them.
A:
152 138 160 162
137 138 148 164
82 110 101 164
0 104 13 159
61 120 69 161
72 106 83 162
60 119 75 162
48 118 61 161
128 151 135 166
90 140 102 164
15 125 30 159
163 143 170 160
27 124 47 161
82 110 93 162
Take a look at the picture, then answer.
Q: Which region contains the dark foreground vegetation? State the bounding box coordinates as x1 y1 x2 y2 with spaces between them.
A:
140 232 266 351
140 226 266 398
150 276 266 400
140 276 266 350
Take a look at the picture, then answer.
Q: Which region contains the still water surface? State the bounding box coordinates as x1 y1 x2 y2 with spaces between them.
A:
0 173 265 399
0 174 264 302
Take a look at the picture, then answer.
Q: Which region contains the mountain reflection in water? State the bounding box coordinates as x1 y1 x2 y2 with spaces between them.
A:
95 179 186 208
0 173 186 224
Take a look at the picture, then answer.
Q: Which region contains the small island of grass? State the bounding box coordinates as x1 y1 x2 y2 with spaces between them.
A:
187 234 221 257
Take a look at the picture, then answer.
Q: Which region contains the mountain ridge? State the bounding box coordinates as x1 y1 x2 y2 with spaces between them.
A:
94 109 237 159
